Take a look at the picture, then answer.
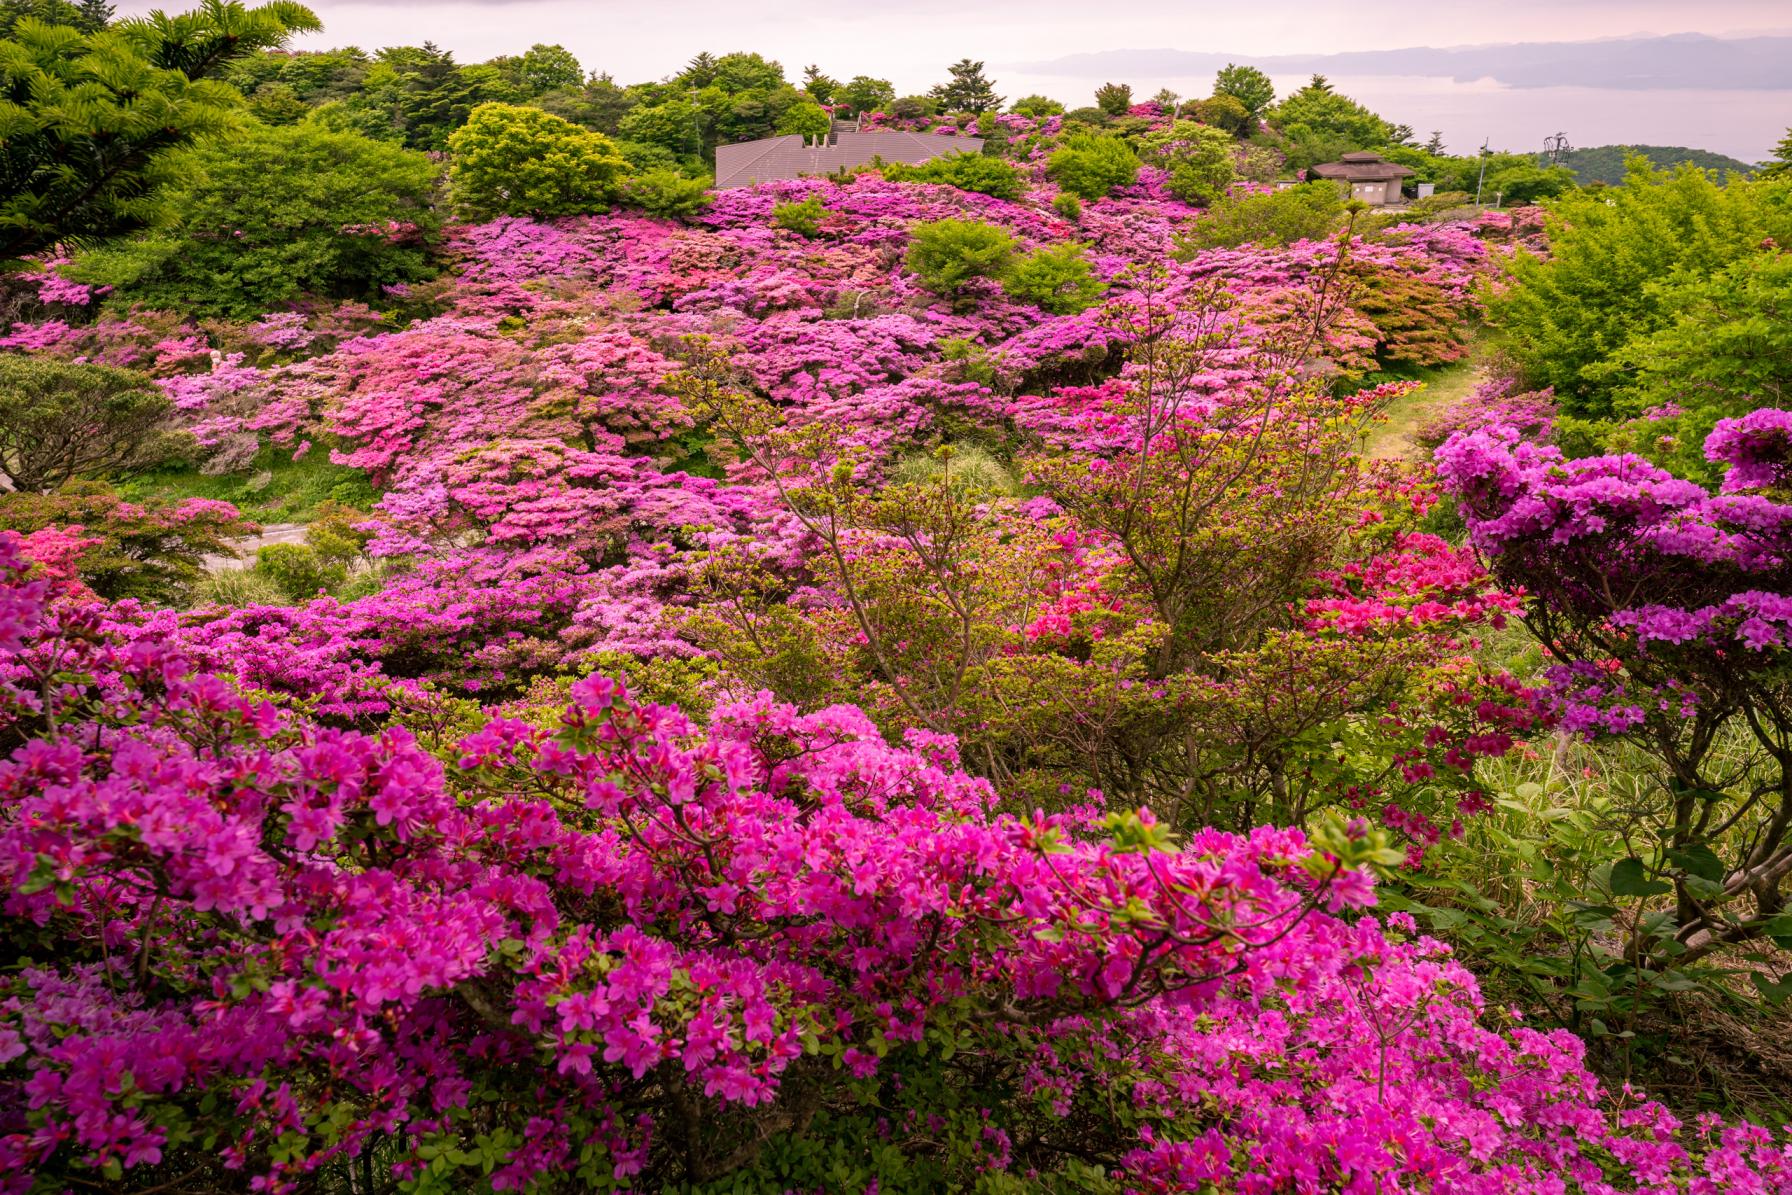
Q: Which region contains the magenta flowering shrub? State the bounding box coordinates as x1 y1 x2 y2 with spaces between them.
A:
4 537 1790 1193
1436 415 1792 975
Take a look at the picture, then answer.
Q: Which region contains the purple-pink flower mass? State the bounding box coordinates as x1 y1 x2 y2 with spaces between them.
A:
2 16 1791 1193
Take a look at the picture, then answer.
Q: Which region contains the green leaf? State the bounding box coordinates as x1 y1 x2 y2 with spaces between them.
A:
1609 857 1670 898
1665 843 1725 884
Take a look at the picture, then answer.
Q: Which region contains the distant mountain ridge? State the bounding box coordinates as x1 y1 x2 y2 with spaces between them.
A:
1025 34 1792 91
1551 144 1758 184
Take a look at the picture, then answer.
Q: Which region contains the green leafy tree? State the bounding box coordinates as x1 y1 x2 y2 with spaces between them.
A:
905 217 1016 300
246 79 307 124
1480 160 1576 205
1603 250 1792 483
1002 243 1106 313
836 74 892 116
71 123 438 316
0 356 180 492
1 0 110 34
387 42 495 150
618 97 703 157
775 99 830 138
619 167 711 219
1093 81 1132 116
1268 74 1394 166
532 71 634 135
1046 131 1140 199
1173 180 1344 252
929 57 1001 114
0 0 321 263
1009 94 1063 118
1213 63 1274 118
449 101 629 218
679 51 717 88
800 63 837 104
515 43 581 96
1488 160 1792 417
886 95 936 121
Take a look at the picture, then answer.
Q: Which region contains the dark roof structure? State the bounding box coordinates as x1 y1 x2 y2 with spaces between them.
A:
714 129 985 189
1307 151 1416 182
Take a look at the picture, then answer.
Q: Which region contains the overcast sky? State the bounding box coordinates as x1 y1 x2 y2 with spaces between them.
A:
123 0 1792 158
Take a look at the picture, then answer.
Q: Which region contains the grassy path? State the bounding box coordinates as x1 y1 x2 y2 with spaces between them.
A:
1361 355 1486 461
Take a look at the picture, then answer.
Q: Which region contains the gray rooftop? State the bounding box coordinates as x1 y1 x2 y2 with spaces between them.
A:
714 130 986 189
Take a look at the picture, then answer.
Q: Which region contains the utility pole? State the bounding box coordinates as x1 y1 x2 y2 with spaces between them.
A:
1473 138 1491 206
1543 131 1571 166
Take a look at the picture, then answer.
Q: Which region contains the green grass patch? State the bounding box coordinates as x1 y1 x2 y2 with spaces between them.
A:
123 444 377 524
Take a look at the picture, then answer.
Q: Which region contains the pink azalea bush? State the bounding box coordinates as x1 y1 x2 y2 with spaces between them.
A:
4 535 1790 1192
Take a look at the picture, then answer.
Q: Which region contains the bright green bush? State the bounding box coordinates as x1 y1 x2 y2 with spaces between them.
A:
1052 192 1083 221
1046 132 1140 199
1002 243 1106 313
1143 121 1238 205
448 102 630 218
619 168 712 219
252 541 345 600
1009 94 1064 117
69 123 438 317
771 195 827 238
1488 161 1792 418
1173 181 1344 252
905 217 1016 298
775 100 831 139
882 152 1026 199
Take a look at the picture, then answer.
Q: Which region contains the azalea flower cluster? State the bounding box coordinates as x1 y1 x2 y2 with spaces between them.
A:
3 536 1789 1192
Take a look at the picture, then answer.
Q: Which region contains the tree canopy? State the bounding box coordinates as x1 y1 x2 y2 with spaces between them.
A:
0 0 321 263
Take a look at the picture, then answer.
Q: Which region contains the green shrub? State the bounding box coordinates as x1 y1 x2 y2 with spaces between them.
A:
0 356 182 493
1046 133 1140 199
775 100 832 139
253 541 345 601
448 102 630 218
1052 192 1083 221
1062 106 1109 127
1143 121 1239 205
882 152 1026 199
1009 94 1064 118
1190 94 1252 136
905 218 1017 299
771 195 828 238
619 168 713 219
1002 243 1106 313
69 124 439 318
1174 180 1344 252
1488 161 1792 418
